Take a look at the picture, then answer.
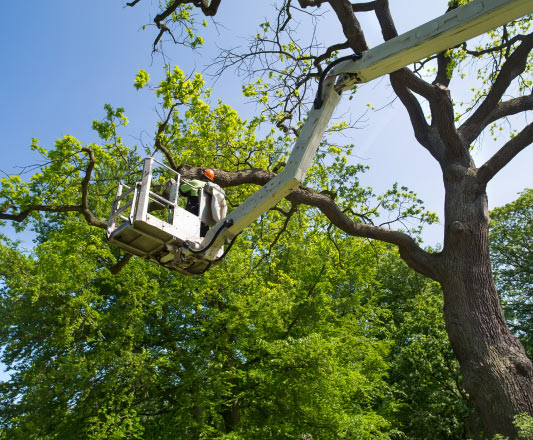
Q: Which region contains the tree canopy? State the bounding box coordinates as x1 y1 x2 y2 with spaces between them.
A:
1 0 533 437
490 188 533 359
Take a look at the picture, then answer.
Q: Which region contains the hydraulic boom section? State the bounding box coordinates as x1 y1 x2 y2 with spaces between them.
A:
107 0 533 274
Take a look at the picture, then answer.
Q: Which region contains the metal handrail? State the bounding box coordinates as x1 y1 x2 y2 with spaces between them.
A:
148 190 175 208
114 200 133 216
151 157 180 177
115 184 136 201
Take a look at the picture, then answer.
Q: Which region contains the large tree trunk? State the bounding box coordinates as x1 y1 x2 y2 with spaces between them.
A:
439 165 533 438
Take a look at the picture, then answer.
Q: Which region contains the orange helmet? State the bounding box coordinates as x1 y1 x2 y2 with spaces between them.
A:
203 168 215 181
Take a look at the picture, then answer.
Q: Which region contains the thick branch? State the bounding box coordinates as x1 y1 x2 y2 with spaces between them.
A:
292 189 439 279
109 254 133 275
194 0 222 16
389 72 441 160
297 0 327 7
434 51 452 88
483 94 533 127
0 204 87 223
178 165 440 280
130 0 222 50
153 2 182 25
153 0 221 24
375 0 466 163
477 122 533 185
433 0 459 87
459 33 533 145
374 0 429 138
79 148 106 228
374 1 440 101
374 1 446 163
374 0 397 40
428 84 468 163
327 0 368 52
351 1 376 12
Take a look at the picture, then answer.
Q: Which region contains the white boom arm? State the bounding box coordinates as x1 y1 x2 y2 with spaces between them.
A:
197 0 533 262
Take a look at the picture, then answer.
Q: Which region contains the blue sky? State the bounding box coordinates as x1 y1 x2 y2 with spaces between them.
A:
1 0 532 378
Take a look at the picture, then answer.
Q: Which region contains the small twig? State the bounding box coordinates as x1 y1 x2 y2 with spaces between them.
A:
154 103 179 170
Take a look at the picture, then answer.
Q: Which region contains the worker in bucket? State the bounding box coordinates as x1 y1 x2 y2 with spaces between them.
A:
180 168 227 237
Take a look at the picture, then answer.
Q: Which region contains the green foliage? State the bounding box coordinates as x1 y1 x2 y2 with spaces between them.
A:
148 3 206 50
0 64 465 438
374 251 479 439
134 70 150 90
490 413 533 440
515 413 533 439
490 189 533 358
0 216 397 438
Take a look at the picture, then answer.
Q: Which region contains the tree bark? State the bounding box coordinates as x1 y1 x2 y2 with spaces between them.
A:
437 164 533 438
221 398 240 433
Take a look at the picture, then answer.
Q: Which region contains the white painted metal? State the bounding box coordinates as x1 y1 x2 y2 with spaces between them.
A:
107 158 220 274
135 158 153 223
107 183 124 231
330 0 533 83
199 75 340 259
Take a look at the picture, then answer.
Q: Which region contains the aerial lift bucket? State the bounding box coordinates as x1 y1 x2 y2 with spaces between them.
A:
107 157 221 274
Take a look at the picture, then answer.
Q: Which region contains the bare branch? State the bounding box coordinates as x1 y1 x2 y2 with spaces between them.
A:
313 41 351 68
0 148 107 229
462 34 528 58
477 122 533 185
125 0 142 6
459 33 533 145
211 8 347 128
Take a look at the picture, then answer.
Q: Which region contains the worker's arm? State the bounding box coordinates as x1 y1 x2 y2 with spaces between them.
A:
180 180 206 197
